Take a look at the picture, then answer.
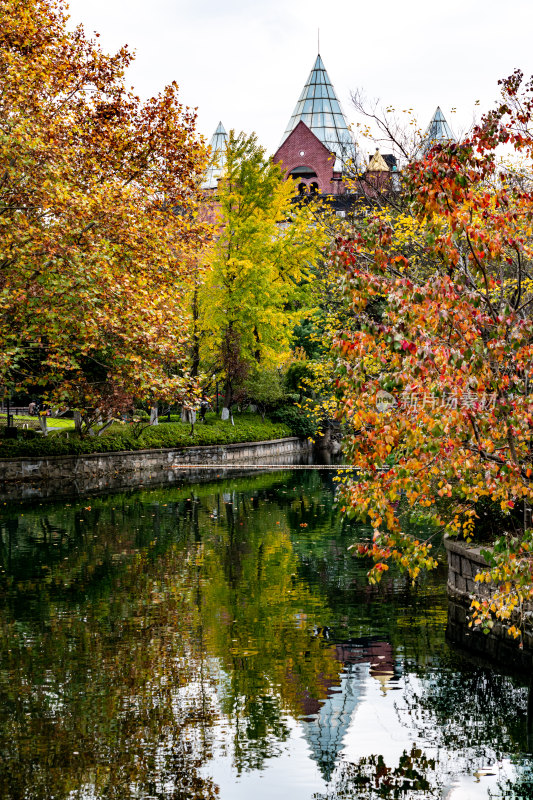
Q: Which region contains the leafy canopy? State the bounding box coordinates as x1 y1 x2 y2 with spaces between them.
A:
335 70 533 633
0 0 210 416
198 131 326 402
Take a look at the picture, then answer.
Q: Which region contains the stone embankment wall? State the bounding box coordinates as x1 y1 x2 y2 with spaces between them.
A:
446 599 533 673
444 536 533 668
444 536 492 600
0 437 311 501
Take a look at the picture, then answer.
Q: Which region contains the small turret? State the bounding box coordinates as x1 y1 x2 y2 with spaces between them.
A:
367 148 390 172
202 121 228 190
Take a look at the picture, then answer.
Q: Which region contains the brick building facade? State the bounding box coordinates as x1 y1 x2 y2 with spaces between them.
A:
203 55 453 202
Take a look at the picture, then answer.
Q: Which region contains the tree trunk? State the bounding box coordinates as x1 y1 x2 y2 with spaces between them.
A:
74 410 82 435
222 382 233 421
38 414 48 437
150 405 158 426
223 382 232 409
527 678 533 753
191 288 200 378
97 419 114 437
253 326 261 363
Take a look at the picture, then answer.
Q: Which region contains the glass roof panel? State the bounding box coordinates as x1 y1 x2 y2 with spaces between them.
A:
279 54 356 172
422 106 455 152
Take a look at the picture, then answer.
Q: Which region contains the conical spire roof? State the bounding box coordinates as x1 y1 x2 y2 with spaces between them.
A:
280 55 355 172
202 121 227 189
422 107 454 152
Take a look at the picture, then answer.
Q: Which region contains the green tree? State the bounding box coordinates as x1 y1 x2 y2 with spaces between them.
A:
199 131 325 413
244 367 284 420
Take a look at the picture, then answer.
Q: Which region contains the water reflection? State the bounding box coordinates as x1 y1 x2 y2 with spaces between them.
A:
0 469 532 798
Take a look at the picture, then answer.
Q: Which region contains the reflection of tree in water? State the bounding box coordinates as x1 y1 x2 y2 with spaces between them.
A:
1 472 343 792
312 746 443 800
399 664 529 766
490 759 533 799
0 505 219 800
198 484 344 773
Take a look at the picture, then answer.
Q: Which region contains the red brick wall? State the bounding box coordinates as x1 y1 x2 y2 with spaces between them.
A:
273 121 343 195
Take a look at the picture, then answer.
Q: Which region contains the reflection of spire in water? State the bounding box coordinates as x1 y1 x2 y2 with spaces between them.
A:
298 640 397 782
299 663 367 782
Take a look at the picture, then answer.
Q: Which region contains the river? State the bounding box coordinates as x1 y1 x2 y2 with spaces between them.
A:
1 468 531 798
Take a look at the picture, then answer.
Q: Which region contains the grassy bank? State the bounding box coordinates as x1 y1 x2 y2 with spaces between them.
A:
0 414 74 430
0 413 294 459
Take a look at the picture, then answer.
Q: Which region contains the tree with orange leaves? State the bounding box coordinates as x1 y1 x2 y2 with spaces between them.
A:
0 0 210 433
335 71 533 637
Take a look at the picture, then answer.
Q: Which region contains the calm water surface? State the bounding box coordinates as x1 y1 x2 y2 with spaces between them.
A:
1 469 532 799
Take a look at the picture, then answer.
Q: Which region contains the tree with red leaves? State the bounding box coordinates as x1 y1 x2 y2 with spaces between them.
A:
335 71 533 637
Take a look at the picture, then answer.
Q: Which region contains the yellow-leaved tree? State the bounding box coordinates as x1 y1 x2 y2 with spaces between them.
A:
198 132 326 414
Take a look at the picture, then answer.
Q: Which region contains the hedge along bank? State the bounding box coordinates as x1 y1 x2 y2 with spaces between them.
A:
0 414 315 487
0 416 294 459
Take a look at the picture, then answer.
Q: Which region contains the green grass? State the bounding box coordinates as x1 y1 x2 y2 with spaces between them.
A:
0 412 297 459
0 414 74 429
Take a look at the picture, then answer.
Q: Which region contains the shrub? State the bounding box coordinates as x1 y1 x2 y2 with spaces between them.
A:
269 406 316 439
285 361 314 398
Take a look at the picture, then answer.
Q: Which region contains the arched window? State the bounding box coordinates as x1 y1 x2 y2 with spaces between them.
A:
298 182 307 195
290 166 318 180
310 182 319 194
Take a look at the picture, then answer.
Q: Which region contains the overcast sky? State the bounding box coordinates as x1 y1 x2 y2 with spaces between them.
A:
66 0 533 157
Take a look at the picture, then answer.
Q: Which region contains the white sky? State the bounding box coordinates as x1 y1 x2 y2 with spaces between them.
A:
65 0 533 157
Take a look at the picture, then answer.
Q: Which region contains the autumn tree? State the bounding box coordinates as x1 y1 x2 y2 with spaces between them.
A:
0 0 210 433
334 70 533 633
198 131 325 414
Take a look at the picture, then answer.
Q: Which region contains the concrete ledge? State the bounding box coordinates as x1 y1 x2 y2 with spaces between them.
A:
0 437 305 469
446 599 533 675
